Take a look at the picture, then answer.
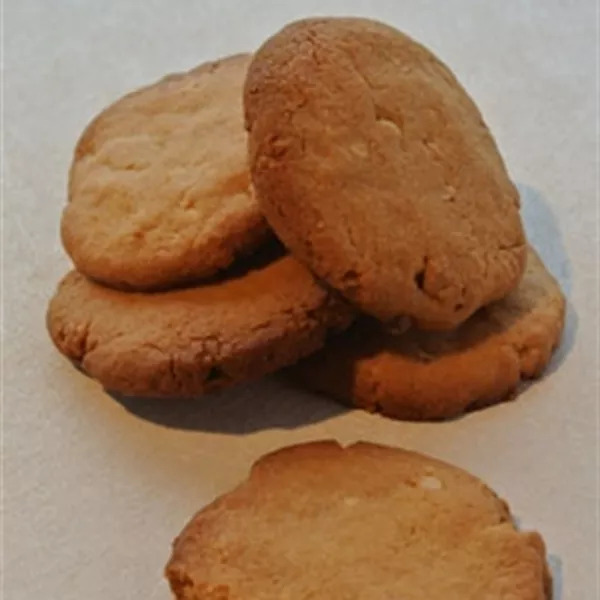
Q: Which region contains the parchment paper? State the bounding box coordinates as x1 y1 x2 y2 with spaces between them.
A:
4 1 598 598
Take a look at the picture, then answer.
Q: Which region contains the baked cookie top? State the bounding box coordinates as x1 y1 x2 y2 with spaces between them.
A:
63 53 270 290
46 248 354 398
167 441 551 599
291 247 565 420
245 18 526 329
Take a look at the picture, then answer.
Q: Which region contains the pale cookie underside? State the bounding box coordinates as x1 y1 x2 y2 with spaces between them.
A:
245 18 526 329
291 247 565 420
63 53 270 290
166 441 551 599
46 251 354 398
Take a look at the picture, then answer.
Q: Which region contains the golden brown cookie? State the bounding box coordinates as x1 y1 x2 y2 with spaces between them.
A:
166 441 551 599
46 248 354 398
245 18 526 329
63 53 271 290
291 247 565 420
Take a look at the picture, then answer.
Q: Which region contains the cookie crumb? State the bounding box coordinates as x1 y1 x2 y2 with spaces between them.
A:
419 475 443 490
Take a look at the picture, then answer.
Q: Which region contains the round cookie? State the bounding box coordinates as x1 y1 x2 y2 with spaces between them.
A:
47 250 355 398
245 18 527 329
63 53 270 290
291 247 565 420
166 441 551 599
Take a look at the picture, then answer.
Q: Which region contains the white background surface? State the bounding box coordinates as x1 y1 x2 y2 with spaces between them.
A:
3 1 599 598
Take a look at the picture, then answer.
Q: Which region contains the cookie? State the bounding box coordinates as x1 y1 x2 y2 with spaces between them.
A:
62 53 271 290
46 248 354 398
245 18 526 329
166 441 551 599
291 247 565 420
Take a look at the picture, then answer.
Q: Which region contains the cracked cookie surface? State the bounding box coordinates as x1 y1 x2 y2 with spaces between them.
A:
245 18 526 329
291 247 565 420
166 441 551 599
46 249 354 398
62 53 270 290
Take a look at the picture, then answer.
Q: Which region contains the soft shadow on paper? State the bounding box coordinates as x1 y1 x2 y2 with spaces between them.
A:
547 553 563 600
112 377 345 433
518 183 577 373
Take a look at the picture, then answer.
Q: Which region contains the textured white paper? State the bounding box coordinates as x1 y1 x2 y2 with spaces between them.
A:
4 1 599 598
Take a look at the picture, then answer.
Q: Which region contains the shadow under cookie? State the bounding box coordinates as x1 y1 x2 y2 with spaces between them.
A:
47 248 355 398
290 247 565 421
111 378 347 434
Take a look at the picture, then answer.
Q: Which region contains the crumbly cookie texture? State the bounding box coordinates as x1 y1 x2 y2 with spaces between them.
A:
46 252 354 398
63 53 270 290
245 17 526 329
291 247 565 420
166 441 552 599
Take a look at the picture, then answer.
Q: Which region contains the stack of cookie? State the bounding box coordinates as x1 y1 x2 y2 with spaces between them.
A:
47 54 355 398
47 18 565 421
46 17 564 599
